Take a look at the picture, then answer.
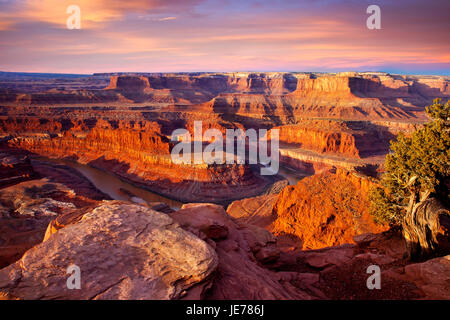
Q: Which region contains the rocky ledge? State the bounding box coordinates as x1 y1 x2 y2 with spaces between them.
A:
1 200 449 300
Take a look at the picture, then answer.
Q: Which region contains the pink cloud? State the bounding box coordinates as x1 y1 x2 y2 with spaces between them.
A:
0 0 448 74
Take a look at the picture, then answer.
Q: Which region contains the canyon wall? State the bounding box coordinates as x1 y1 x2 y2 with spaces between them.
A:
2 118 271 204
273 120 395 159
274 121 360 158
106 73 298 95
351 75 450 98
2 73 448 124
105 73 449 101
191 74 448 123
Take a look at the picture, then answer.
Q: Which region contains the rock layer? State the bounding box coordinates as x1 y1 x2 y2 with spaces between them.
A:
3 119 272 204
2 72 448 123
273 120 395 159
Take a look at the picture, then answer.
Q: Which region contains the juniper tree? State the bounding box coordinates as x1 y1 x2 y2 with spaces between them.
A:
369 99 449 259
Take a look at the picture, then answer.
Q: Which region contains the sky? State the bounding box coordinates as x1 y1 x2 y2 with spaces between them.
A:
0 0 449 75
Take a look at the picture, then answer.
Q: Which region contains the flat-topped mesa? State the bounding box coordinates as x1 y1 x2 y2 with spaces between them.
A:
352 74 450 98
224 72 298 94
290 73 450 99
2 72 448 122
287 74 449 120
100 72 450 99
105 72 298 95
412 77 450 96
105 75 151 91
194 73 449 121
291 74 354 97
1 72 448 113
273 121 360 158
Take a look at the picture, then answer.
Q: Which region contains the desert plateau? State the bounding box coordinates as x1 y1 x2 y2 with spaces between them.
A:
0 71 448 300
0 0 449 306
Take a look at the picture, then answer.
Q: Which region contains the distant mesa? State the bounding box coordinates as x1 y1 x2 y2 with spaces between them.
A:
1 71 448 122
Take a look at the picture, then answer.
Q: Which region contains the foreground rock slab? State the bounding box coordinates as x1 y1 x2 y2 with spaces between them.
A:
0 202 218 300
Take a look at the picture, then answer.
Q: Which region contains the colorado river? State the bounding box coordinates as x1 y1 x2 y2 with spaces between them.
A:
276 165 310 185
36 157 183 209
36 157 305 210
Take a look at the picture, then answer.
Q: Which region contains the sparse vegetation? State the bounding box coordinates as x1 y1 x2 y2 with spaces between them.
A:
369 98 449 225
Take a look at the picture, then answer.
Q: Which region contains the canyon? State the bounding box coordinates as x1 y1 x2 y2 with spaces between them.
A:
0 71 448 300
1 118 275 204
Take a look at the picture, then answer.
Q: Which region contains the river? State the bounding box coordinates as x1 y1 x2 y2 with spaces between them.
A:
37 158 305 210
37 157 183 209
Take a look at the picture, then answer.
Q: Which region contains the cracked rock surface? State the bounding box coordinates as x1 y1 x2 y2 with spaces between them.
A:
0 202 218 300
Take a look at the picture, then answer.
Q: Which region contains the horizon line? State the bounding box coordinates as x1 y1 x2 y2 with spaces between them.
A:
1 70 450 77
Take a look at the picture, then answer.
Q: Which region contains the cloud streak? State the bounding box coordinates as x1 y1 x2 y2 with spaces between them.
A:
0 0 449 74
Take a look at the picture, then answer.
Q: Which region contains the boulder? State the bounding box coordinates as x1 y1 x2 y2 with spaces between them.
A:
0 203 218 300
226 194 278 228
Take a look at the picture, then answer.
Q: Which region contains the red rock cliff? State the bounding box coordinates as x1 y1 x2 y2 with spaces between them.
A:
273 121 360 158
272 120 394 159
4 118 271 204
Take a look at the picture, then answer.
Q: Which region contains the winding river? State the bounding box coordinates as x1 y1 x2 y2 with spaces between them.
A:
37 158 305 209
38 158 183 209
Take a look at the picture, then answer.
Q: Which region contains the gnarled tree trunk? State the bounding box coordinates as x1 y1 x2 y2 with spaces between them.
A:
403 195 450 260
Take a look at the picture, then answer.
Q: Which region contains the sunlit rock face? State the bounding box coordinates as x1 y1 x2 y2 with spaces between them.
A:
272 120 395 159
270 169 388 250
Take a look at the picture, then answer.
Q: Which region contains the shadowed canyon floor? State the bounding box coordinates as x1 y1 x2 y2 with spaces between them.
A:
0 72 449 300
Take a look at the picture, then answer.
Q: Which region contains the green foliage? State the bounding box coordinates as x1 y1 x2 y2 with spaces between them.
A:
369 99 450 225
426 98 450 122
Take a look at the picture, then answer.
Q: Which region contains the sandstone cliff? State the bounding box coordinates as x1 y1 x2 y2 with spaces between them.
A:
273 120 394 158
3 119 272 204
193 73 448 122
2 72 447 124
